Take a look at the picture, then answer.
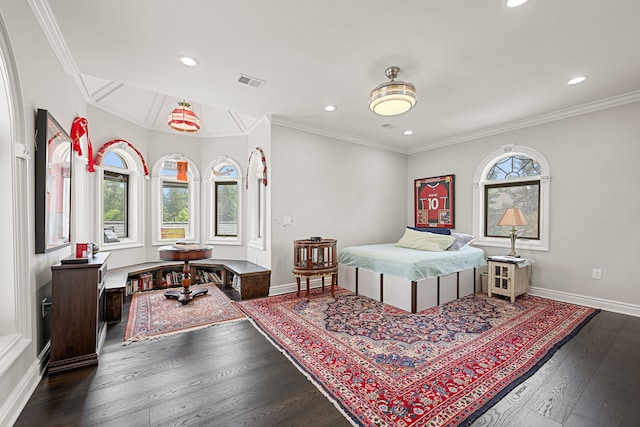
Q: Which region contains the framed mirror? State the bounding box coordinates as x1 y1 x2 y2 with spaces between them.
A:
35 109 72 253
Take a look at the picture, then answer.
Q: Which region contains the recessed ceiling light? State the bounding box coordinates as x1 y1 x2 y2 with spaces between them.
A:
505 0 530 8
179 56 198 67
567 76 588 85
404 130 413 136
324 105 337 112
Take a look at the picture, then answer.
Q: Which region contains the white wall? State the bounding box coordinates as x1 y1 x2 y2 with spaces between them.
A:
0 1 87 425
270 125 408 287
408 101 640 310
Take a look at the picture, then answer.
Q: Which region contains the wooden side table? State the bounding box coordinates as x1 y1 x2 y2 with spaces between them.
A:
487 259 532 303
159 245 213 304
293 238 337 299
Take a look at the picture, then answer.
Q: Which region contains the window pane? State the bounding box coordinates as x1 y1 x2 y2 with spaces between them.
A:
103 152 126 168
162 181 189 238
214 165 238 178
487 155 540 180
103 171 128 239
215 182 238 236
485 181 539 239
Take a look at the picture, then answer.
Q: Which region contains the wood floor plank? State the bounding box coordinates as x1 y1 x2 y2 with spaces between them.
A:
471 403 562 427
522 310 623 424
569 314 640 426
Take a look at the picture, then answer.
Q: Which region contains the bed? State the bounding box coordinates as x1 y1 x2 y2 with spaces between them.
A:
338 243 486 313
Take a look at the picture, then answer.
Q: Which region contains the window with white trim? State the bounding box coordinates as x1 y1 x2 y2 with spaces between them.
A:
152 154 200 244
247 151 266 250
98 147 145 248
473 144 551 252
204 157 242 245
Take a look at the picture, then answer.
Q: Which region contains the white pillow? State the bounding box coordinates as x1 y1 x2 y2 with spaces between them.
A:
396 228 455 252
448 233 475 250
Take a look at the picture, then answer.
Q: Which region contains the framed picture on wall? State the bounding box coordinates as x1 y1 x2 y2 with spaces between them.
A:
414 174 455 229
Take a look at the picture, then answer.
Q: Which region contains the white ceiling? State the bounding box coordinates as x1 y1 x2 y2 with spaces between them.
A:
35 0 640 153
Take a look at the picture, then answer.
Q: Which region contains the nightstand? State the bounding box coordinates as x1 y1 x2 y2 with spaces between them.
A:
487 259 532 303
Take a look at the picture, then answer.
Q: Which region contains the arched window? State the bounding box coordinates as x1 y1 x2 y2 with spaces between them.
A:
247 148 267 250
152 154 200 244
204 156 242 245
473 144 551 252
96 143 146 248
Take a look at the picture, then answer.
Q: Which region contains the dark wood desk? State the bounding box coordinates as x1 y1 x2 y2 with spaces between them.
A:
159 245 213 304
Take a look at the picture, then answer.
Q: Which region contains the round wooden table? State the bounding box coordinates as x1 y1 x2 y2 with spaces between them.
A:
159 245 213 305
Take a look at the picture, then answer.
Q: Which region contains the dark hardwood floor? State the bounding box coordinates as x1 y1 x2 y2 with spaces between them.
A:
14 291 640 427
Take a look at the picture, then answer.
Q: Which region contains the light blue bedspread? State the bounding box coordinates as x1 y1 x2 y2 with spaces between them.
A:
338 244 486 281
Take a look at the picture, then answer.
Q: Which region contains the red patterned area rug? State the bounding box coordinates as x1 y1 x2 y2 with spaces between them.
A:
238 288 599 426
124 284 245 344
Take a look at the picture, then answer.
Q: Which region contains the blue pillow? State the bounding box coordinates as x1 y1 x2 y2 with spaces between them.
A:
407 226 451 235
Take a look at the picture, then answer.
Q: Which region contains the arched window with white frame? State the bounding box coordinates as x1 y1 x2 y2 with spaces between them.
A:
247 149 266 250
473 144 551 252
204 156 242 245
96 143 146 249
152 154 200 244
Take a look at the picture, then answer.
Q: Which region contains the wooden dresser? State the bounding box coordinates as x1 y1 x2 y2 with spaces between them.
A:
49 252 109 374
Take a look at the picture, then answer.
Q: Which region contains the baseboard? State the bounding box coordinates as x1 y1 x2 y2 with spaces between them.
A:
529 286 640 317
269 277 326 296
0 353 44 427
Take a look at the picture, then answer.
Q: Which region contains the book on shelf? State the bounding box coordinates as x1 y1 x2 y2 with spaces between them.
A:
126 272 154 293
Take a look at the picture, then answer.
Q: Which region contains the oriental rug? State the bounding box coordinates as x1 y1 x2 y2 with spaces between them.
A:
238 288 599 426
124 284 245 344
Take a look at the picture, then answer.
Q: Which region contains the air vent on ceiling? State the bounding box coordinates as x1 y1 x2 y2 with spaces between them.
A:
381 123 395 129
237 73 265 89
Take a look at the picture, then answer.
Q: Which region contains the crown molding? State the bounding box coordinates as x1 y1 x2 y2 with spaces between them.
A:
408 90 640 154
28 0 89 101
271 116 408 155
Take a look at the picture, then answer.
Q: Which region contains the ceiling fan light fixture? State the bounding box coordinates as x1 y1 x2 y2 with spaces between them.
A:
369 66 417 116
167 101 200 133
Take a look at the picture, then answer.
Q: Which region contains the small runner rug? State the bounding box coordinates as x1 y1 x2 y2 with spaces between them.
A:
124 284 245 343
238 288 599 426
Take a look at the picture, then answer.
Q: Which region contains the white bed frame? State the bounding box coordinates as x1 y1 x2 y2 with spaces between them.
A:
338 264 484 313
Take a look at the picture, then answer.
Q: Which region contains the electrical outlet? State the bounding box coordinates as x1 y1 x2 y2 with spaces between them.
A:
592 269 602 280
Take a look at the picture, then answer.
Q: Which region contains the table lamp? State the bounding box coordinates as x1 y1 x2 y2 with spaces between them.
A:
497 207 529 257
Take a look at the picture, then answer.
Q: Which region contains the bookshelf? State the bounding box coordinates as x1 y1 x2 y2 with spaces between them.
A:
194 266 226 285
125 263 229 295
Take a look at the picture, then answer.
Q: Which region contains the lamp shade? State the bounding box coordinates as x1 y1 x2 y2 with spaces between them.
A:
369 66 417 116
497 208 529 227
167 101 200 133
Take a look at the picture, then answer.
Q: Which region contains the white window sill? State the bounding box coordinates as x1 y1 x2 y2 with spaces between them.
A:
100 239 144 251
248 239 264 251
0 334 29 377
206 238 241 246
474 238 549 252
